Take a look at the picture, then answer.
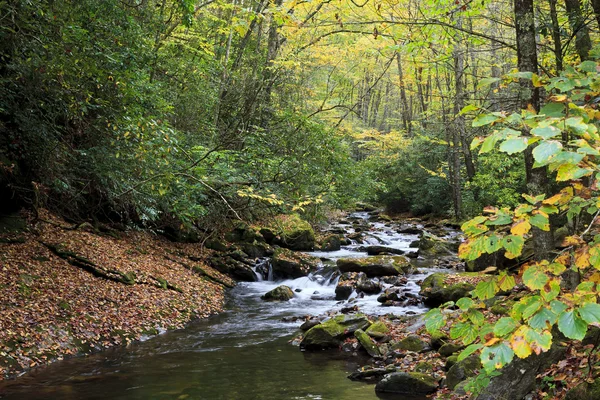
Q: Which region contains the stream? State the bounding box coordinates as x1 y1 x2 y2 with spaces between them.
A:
0 213 459 399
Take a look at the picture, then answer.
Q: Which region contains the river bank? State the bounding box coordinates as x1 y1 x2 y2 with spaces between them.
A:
0 209 233 380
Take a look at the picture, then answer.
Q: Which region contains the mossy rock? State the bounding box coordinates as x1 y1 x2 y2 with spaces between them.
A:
225 223 265 244
260 214 315 251
418 231 453 256
565 378 600 400
300 314 371 350
319 234 341 251
204 239 229 252
366 320 390 339
337 255 411 277
393 335 429 352
439 342 464 358
446 355 481 389
420 272 475 307
415 362 433 373
355 329 380 357
0 213 28 234
445 355 458 371
271 248 320 279
430 331 449 350
375 372 439 395
261 285 294 301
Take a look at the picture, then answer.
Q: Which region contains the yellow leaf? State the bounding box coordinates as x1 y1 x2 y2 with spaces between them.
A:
561 235 584 246
511 220 531 236
575 246 590 269
485 337 502 346
510 326 533 359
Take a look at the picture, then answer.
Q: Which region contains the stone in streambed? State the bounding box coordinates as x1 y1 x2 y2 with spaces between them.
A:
375 372 439 395
300 314 371 350
438 342 464 358
393 334 429 352
365 245 404 256
261 285 294 301
337 255 411 277
319 234 341 251
271 248 320 279
355 329 380 357
445 355 480 390
419 272 475 307
365 320 390 339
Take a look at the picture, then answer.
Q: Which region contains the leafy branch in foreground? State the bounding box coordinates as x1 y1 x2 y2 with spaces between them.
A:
425 60 600 392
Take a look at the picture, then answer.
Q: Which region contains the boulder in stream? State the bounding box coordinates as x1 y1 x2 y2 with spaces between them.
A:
271 248 320 279
261 285 294 301
319 234 341 251
375 372 439 395
365 245 404 256
355 329 380 357
300 313 371 350
337 256 411 277
419 272 475 307
418 231 456 257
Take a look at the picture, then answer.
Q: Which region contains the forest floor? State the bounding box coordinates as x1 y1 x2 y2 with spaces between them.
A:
0 209 233 380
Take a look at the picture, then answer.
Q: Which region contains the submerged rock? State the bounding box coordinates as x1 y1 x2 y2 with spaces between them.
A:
261 285 294 301
375 372 439 395
337 256 411 277
300 314 371 350
271 248 320 279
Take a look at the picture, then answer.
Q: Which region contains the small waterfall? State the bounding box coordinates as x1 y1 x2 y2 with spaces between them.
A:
267 264 273 281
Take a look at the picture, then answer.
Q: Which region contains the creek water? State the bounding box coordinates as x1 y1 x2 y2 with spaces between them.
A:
0 213 457 400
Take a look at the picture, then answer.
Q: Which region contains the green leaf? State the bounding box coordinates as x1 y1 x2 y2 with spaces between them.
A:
522 265 549 291
458 343 484 362
589 245 600 269
481 343 514 373
524 328 552 353
532 141 562 166
425 308 445 333
473 114 500 127
556 164 591 181
557 310 587 340
579 60 598 72
480 134 501 153
578 303 600 324
529 214 550 231
460 104 479 115
468 309 485 326
473 279 499 300
457 297 475 311
477 77 501 89
539 102 565 117
566 117 588 135
529 307 559 329
499 137 528 154
494 317 519 337
502 235 525 256
450 321 479 345
522 296 543 319
531 125 561 139
486 235 503 253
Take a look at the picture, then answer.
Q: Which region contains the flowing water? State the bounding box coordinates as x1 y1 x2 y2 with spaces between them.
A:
0 213 458 400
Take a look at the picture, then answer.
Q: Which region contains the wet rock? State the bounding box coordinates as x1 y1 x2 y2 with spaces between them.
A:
415 362 433 373
397 226 422 235
476 344 567 400
375 372 439 395
393 334 429 352
261 285 294 301
225 223 265 244
300 314 371 350
335 282 354 300
300 318 322 331
356 275 381 295
271 248 320 279
355 329 380 357
337 255 411 277
240 241 273 258
418 231 456 257
409 240 420 248
419 272 475 307
438 343 464 358
365 245 405 256
446 355 480 390
348 365 396 382
356 202 377 212
429 331 449 350
208 256 257 281
319 234 341 251
445 355 458 371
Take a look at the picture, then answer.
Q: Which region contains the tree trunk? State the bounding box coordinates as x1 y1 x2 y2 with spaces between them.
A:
549 0 564 71
514 0 554 260
564 0 592 61
396 51 412 135
592 0 600 29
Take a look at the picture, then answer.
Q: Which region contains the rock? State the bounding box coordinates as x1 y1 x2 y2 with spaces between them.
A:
208 256 257 281
393 335 429 352
300 314 371 350
429 331 449 350
225 223 265 244
356 275 381 294
366 320 390 339
279 215 316 251
337 255 411 277
259 228 276 243
335 282 354 300
415 362 433 373
204 238 229 252
445 355 458 371
300 318 321 331
476 344 567 400
418 231 454 256
355 329 380 357
320 234 341 251
240 241 273 258
356 202 377 212
375 372 439 395
565 378 600 400
365 245 405 255
397 226 422 235
446 355 480 389
348 365 396 382
271 248 320 279
438 343 464 357
419 272 475 307
261 285 294 301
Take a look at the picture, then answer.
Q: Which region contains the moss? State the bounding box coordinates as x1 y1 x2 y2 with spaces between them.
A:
355 329 380 357
415 362 433 373
394 335 428 352
439 343 464 358
366 320 390 338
